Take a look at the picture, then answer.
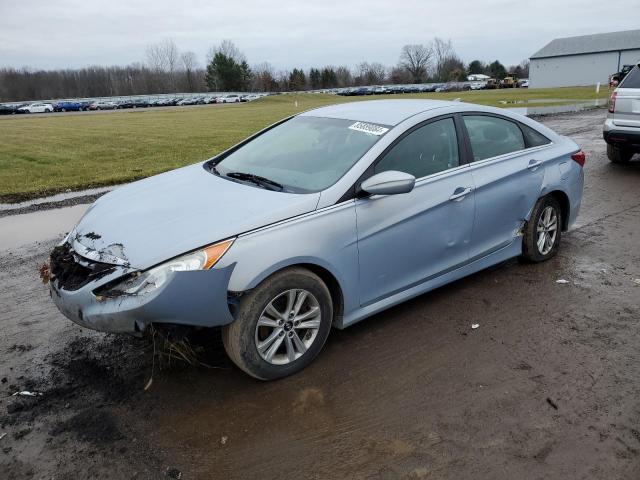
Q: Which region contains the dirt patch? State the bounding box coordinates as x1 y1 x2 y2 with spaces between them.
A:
50 408 123 443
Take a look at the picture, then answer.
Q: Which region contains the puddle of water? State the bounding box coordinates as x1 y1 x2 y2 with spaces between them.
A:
508 99 607 116
0 185 117 211
0 204 88 250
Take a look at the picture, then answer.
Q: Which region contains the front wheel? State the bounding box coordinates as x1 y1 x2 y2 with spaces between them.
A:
607 144 633 163
521 195 562 262
222 267 333 380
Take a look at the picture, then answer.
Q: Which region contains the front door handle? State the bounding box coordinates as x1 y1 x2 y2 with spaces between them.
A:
527 159 543 170
449 187 473 202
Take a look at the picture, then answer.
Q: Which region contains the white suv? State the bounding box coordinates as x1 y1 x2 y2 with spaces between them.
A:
603 63 640 163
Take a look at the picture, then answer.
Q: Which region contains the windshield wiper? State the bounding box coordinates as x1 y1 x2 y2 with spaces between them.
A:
225 171 284 191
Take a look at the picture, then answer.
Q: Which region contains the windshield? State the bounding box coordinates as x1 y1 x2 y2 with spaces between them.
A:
213 116 388 193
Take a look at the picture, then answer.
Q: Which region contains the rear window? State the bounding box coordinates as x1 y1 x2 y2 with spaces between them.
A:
620 66 640 88
520 123 551 147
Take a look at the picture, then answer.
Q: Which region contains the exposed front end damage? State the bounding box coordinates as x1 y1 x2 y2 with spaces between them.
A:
49 239 236 335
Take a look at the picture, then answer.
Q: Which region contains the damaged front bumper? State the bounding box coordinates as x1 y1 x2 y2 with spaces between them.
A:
50 252 236 335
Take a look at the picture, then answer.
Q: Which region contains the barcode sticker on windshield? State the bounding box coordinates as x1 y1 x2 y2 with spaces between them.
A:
348 121 389 136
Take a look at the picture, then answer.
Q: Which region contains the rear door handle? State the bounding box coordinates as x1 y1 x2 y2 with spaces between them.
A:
527 159 543 170
449 187 473 202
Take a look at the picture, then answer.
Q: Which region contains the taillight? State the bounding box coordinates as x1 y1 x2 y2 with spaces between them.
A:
571 150 586 167
608 91 617 113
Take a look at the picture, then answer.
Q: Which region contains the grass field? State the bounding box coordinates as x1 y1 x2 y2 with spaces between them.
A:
0 86 610 202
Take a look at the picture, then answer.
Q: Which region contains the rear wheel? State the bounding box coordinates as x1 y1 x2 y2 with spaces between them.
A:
607 144 634 163
521 195 562 262
222 267 333 380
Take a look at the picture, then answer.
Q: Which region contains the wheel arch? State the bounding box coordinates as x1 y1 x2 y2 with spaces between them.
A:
546 190 570 231
232 259 345 327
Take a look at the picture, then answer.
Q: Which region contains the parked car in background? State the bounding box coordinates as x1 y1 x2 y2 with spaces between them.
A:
0 104 17 115
117 99 136 109
469 81 487 90
519 79 530 88
218 94 242 103
604 63 640 163
17 102 54 113
53 101 82 112
49 99 584 380
89 101 118 110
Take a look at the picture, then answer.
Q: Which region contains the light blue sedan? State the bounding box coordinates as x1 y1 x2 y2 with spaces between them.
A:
49 100 585 380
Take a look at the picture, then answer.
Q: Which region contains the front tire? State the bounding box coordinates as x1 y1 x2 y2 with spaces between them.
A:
607 144 633 163
222 267 333 380
521 195 562 262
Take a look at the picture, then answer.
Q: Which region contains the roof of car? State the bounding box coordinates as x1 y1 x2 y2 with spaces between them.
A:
300 99 458 126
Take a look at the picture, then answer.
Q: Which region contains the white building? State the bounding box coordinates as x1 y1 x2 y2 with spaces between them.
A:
467 74 490 81
530 29 640 88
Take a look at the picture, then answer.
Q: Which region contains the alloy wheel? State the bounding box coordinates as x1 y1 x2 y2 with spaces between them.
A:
536 206 558 255
254 289 321 365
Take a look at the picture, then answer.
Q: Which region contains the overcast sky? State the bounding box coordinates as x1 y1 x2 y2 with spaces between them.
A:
0 0 637 71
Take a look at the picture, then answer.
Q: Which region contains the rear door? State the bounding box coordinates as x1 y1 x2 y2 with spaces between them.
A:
614 65 640 128
462 114 548 259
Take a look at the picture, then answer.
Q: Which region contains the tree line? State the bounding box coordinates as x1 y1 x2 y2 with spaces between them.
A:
0 38 529 102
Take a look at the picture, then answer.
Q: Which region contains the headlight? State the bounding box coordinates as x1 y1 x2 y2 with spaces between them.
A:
105 239 234 296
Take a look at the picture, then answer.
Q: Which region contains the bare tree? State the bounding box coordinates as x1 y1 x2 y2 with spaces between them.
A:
146 38 179 71
399 44 433 83
389 66 413 84
432 37 454 81
252 62 278 92
146 38 180 89
335 66 352 87
180 51 198 91
356 62 386 85
207 39 246 64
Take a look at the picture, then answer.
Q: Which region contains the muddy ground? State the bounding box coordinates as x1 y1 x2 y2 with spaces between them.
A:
1 108 640 479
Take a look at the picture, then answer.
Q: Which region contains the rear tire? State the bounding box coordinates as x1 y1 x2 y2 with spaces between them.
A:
222 267 333 380
521 195 562 263
607 144 633 163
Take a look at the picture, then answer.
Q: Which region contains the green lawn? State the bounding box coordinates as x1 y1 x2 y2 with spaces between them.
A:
0 86 610 202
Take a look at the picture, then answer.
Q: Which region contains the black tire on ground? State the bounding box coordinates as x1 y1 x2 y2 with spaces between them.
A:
222 267 333 380
521 195 562 263
607 144 634 164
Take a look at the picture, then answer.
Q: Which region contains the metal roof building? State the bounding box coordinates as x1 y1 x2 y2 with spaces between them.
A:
529 30 640 88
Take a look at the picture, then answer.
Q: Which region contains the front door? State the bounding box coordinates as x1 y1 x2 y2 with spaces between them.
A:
355 116 475 306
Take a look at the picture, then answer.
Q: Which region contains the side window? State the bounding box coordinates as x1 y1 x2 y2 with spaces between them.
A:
520 123 551 147
463 115 525 161
374 118 459 178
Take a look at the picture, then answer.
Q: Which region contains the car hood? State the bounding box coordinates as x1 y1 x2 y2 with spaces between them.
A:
70 163 320 269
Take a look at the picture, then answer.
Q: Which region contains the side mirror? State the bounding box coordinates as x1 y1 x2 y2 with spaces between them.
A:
361 170 416 196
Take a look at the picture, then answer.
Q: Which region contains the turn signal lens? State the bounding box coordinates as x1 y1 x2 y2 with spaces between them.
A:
203 239 234 269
